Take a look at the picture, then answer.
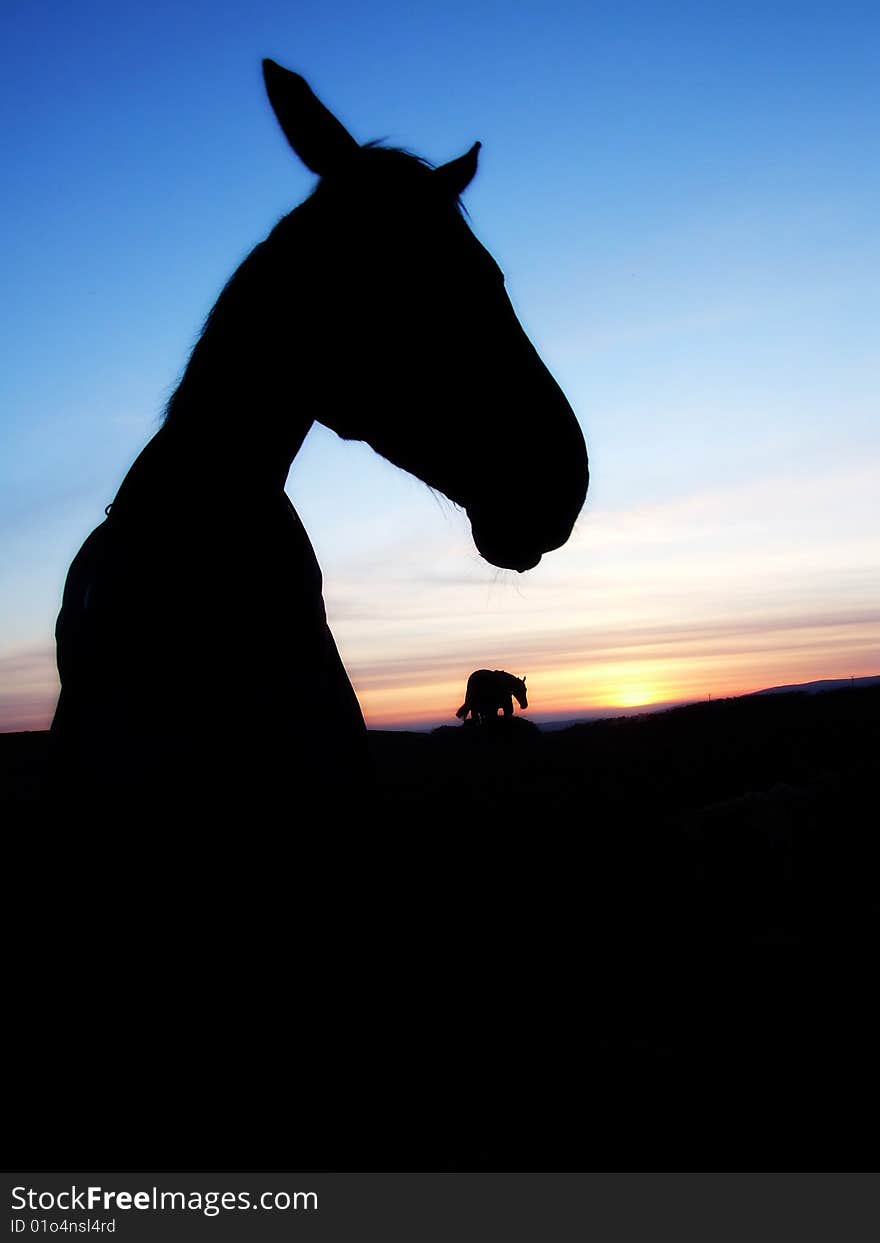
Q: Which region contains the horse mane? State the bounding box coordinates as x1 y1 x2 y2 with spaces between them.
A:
163 145 461 427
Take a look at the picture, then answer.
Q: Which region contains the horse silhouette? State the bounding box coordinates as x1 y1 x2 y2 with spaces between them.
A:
456 670 528 724
49 60 588 811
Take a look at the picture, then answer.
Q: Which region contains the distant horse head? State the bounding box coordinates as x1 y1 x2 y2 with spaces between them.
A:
513 675 528 710
261 60 588 571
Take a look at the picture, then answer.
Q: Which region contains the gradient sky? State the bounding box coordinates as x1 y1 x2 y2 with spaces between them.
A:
2 0 878 731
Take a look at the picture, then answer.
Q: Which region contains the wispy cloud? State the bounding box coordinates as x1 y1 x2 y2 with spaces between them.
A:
324 458 880 724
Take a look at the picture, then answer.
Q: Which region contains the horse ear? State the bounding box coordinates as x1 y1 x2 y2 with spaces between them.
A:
433 141 481 197
263 59 359 176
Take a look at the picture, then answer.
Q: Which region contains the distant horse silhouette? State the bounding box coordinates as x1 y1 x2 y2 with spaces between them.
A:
50 60 588 811
457 670 528 724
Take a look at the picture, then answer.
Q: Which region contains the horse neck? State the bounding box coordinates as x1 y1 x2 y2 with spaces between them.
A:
155 208 330 496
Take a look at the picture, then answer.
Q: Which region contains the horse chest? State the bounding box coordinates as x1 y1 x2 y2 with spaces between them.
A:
51 496 367 806
56 497 332 711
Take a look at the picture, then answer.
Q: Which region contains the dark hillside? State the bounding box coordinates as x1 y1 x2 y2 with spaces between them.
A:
370 684 879 822
4 686 877 1171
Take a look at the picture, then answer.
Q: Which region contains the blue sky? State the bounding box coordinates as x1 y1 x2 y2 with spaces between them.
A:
2 0 878 729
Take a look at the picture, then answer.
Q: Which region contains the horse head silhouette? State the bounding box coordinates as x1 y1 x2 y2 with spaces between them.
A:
50 62 589 809
259 60 588 571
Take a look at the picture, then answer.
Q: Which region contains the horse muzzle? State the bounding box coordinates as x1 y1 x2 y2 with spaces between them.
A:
466 507 545 573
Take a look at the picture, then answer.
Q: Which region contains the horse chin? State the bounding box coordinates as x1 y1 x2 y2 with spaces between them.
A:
466 505 544 572
473 534 543 573
499 551 542 574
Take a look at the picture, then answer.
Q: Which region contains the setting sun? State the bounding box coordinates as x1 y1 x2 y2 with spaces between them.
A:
574 660 681 712
607 685 660 708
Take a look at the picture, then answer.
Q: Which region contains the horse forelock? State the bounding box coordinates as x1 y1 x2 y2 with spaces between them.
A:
318 143 435 184
307 144 472 228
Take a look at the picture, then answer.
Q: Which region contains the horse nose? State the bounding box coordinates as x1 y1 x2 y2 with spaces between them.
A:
467 509 544 571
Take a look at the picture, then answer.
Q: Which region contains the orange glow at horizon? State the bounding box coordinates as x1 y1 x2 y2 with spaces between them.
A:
354 643 880 728
606 685 659 708
2 641 878 734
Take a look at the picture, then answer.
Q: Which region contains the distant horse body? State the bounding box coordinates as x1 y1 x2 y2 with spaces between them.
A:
50 61 588 811
456 670 528 724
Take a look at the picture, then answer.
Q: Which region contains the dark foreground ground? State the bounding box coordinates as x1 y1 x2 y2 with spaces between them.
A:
4 686 878 1171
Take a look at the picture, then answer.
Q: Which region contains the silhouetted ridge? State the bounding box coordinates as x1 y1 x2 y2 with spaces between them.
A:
7 685 878 1167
